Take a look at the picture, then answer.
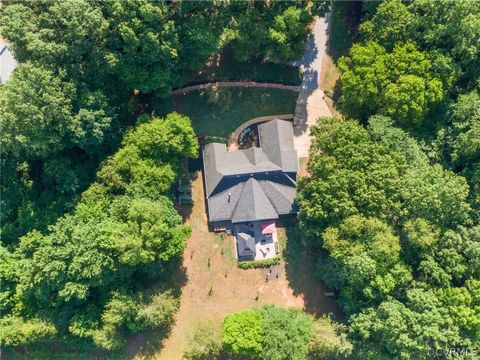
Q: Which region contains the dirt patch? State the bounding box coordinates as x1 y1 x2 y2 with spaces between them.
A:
132 174 340 360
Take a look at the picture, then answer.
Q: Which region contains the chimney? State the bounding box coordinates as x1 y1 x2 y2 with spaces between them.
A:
228 192 232 203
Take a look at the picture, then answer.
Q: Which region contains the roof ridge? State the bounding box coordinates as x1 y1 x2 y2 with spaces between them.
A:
230 179 251 221
264 180 292 204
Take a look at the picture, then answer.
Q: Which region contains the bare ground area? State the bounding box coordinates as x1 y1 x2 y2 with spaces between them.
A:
128 173 340 360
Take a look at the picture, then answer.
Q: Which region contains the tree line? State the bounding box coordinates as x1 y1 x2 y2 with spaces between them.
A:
184 305 352 360
298 0 479 358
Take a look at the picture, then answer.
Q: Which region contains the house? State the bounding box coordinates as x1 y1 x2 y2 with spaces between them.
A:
202 119 299 261
0 40 17 84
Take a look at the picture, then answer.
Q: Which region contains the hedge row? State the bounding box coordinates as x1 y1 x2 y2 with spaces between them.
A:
237 256 281 269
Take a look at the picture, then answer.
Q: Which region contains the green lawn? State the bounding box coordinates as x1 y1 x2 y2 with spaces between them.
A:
160 87 298 138
185 47 302 87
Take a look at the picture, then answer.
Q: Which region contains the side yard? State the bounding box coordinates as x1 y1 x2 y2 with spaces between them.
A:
129 174 341 360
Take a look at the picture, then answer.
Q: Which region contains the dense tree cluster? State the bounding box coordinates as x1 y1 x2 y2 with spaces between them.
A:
302 2 480 358
298 117 479 359
0 0 317 353
0 114 198 349
339 0 480 127
185 306 352 360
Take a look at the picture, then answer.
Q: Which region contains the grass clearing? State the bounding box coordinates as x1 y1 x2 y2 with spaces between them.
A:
158 87 297 138
127 174 342 359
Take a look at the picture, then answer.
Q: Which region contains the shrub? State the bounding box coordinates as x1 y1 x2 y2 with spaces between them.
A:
258 305 314 360
137 290 179 328
222 310 262 357
0 316 57 346
184 321 223 360
309 316 353 359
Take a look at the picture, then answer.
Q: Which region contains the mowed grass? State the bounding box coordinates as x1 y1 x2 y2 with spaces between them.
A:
128 174 342 360
168 87 298 138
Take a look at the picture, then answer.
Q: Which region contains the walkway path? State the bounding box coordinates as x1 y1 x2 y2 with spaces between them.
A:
293 16 332 158
171 81 300 96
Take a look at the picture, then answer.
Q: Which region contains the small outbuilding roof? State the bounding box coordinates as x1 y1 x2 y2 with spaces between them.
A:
237 232 256 258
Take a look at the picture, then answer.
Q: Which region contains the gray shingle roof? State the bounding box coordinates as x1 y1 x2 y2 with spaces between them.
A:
203 119 298 223
237 232 256 258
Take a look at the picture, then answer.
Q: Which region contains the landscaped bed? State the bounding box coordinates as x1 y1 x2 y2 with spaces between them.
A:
158 87 297 138
238 125 259 149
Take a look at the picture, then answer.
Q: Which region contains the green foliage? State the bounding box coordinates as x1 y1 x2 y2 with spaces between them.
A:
409 0 480 85
222 310 262 357
444 91 480 209
360 0 414 50
298 118 406 233
224 1 313 62
321 215 411 313
184 321 222 360
1 63 77 159
358 0 480 87
299 117 479 358
0 113 196 349
258 305 314 360
98 113 197 197
220 306 347 360
367 115 428 165
401 164 471 229
338 42 444 126
267 7 311 61
309 316 353 359
237 256 281 269
101 1 178 95
349 287 480 360
0 316 57 346
136 291 179 328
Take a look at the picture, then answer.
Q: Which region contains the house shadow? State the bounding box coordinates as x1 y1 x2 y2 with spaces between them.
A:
281 218 343 319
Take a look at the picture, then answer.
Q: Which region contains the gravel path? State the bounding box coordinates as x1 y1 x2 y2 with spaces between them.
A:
293 16 333 158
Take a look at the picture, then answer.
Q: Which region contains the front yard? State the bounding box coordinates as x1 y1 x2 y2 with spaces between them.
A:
158 87 298 139
128 174 341 359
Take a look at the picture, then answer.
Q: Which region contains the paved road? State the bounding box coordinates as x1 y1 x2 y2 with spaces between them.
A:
293 16 333 158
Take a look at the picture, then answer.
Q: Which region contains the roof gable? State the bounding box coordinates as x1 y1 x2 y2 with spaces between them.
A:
231 178 279 223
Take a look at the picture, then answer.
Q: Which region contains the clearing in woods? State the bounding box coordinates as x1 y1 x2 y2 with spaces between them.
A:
129 173 341 359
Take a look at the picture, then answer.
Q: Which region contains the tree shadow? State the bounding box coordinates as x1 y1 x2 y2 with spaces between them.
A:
292 33 319 69
281 218 343 320
326 1 363 62
124 261 188 359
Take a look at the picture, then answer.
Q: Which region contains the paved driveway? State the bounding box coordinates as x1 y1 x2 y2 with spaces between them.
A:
293 16 333 158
